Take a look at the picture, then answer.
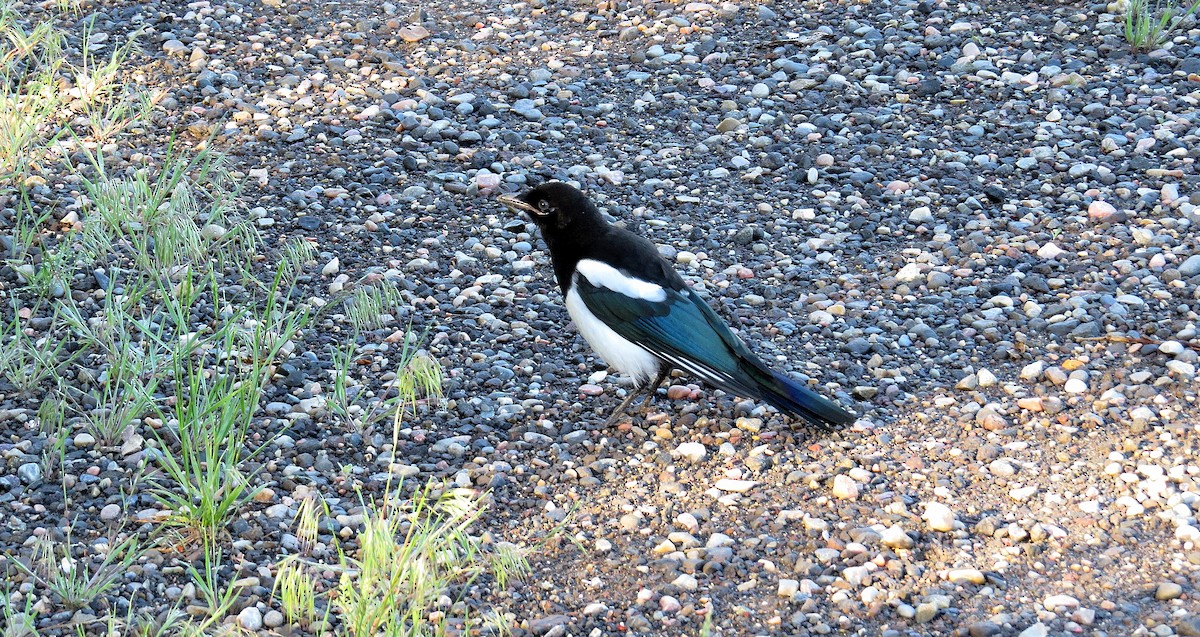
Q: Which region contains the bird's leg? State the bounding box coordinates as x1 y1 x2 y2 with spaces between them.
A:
636 366 672 411
603 366 671 427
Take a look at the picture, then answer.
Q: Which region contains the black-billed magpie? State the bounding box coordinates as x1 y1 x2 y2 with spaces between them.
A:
499 181 855 430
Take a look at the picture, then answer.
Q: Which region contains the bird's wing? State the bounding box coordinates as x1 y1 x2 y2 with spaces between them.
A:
574 272 856 428
572 275 757 394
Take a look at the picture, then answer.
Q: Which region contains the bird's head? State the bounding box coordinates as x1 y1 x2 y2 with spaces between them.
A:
498 181 598 231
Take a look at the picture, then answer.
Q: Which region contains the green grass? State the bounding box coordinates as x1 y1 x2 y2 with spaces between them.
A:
275 485 530 637
273 349 530 636
1125 0 1200 52
3 4 537 637
11 531 142 610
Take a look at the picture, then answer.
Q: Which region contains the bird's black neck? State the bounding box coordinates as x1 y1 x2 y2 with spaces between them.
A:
541 216 609 294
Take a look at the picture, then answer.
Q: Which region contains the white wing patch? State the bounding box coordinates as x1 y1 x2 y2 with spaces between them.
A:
575 259 667 302
565 285 661 385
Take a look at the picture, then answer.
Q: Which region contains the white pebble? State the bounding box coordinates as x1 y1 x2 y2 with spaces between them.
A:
237 607 263 631
1043 594 1080 610
832 475 860 500
922 502 957 532
881 524 914 549
1036 242 1066 259
714 478 758 493
321 257 340 275
672 573 698 590
896 262 923 282
1010 486 1038 501
778 579 799 598
1159 340 1185 355
675 442 707 463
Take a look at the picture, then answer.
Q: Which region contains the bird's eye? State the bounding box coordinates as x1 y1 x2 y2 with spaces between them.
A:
537 199 551 211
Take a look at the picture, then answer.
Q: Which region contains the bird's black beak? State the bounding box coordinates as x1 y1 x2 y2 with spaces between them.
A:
498 194 546 217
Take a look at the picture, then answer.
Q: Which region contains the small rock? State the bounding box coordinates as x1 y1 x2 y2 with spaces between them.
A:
659 596 681 613
73 432 96 448
529 615 570 635
1010 486 1037 501
714 478 758 493
1160 341 1186 356
778 579 799 598
832 475 859 499
263 610 285 628
947 568 986 585
969 621 1003 637
1019 623 1048 637
1088 200 1119 222
1037 242 1066 259
923 502 957 532
716 117 741 133
397 24 430 42
17 463 41 484
675 442 707 463
1064 378 1088 393
909 207 933 222
237 607 263 631
915 602 938 623
1179 255 1200 277
1156 582 1183 600
1043 594 1080 610
672 573 698 590
100 504 122 521
881 525 914 549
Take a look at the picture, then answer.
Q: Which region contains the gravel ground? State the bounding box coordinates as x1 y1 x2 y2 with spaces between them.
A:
3 0 1200 635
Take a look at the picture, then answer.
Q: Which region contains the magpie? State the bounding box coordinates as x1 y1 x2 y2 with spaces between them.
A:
498 181 856 430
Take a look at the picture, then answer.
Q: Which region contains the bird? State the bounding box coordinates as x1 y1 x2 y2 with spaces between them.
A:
498 180 856 430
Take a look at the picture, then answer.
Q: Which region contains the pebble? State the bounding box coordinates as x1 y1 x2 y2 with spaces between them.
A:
832 475 859 500
675 442 707 463
1010 486 1038 501
915 602 938 623
922 502 957 532
947 568 986 585
1180 255 1200 277
1043 594 1080 610
1159 341 1186 356
672 574 698 591
880 525 914 549
1155 582 1183 600
73 432 96 447
714 478 758 493
17 463 41 484
237 607 263 631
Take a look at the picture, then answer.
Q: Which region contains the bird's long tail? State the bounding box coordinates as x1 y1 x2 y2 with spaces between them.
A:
740 363 856 430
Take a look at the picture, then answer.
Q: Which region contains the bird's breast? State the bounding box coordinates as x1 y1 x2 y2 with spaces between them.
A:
564 285 660 385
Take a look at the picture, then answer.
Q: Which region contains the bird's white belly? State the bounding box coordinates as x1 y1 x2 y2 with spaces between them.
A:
565 287 660 385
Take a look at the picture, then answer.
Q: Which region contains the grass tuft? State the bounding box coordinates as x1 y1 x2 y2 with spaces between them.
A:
12 531 141 610
1124 0 1200 52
